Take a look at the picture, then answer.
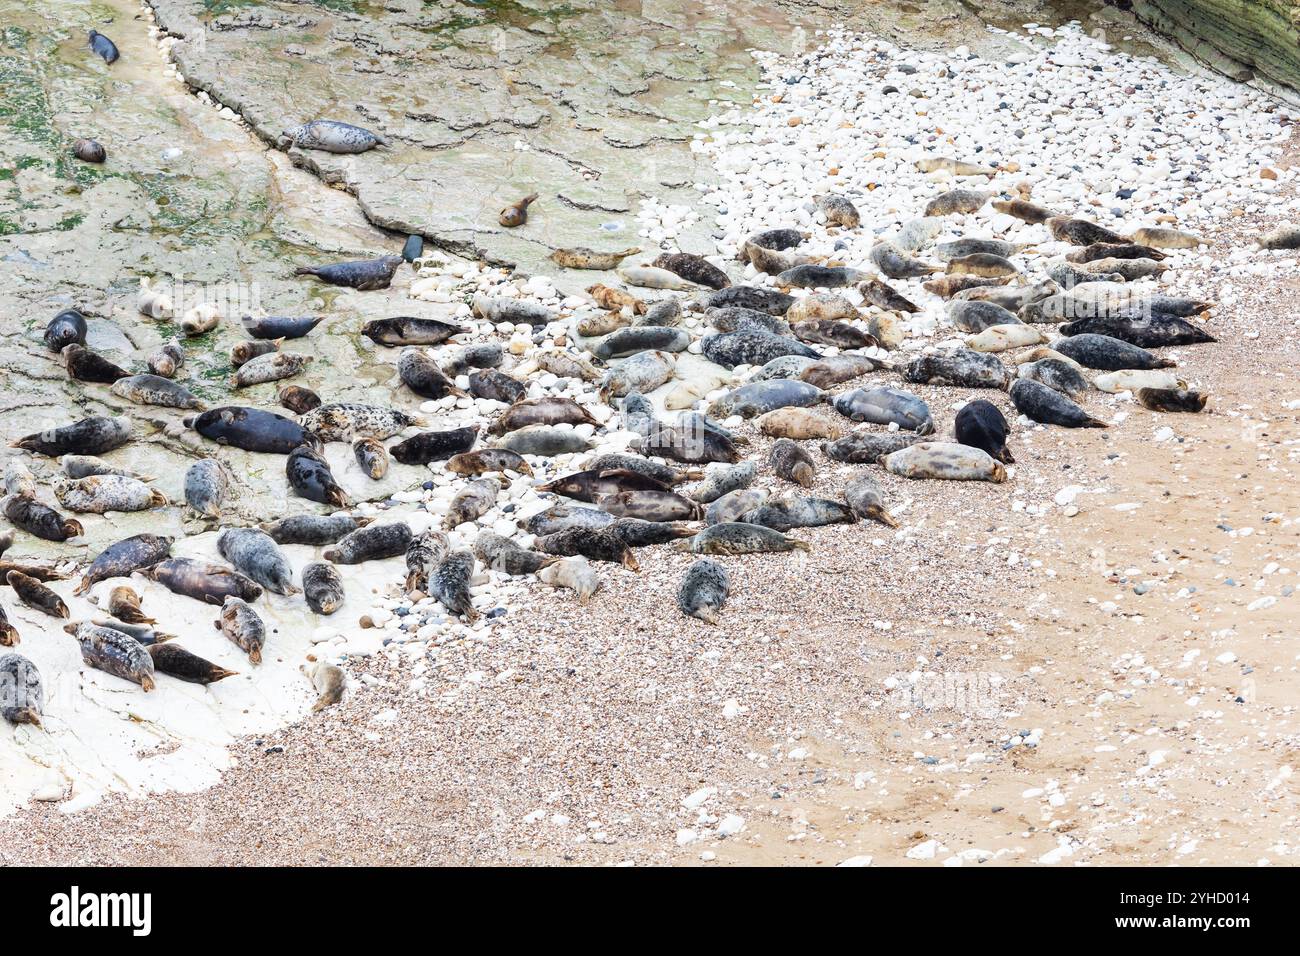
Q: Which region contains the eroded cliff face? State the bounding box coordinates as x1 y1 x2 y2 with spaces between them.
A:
1122 0 1300 101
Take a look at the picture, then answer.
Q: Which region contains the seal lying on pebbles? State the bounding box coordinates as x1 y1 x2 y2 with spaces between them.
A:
1092 369 1184 394
1059 315 1214 348
444 343 504 375
595 489 702 522
924 188 989 217
936 239 1019 261
473 294 556 326
706 307 792 335
741 242 820 275
952 280 1056 313
60 455 149 481
641 298 683 327
845 475 897 527
146 557 263 606
324 523 413 565
189 406 319 454
111 373 205 410
68 622 155 691
431 550 479 621
12 415 130 457
148 644 237 685
183 459 228 521
778 264 871 288
883 442 1007 482
499 193 538 228
524 504 615 536
302 562 345 614
404 530 449 593
296 255 403 291
537 557 602 603
834 386 934 433
364 317 463 346
1255 224 1300 250
244 316 324 340
693 286 795 315
821 430 923 464
147 340 185 378
815 193 861 228
353 438 389 480
446 477 504 529
992 198 1056 224
55 475 165 515
947 253 1018 278
678 560 729 624
2 496 83 542
965 324 1047 352
916 157 998 177
218 528 300 596
1137 387 1208 413
1048 217 1128 245
1131 226 1202 249
1019 359 1091 399
0 654 41 725
448 448 533 478
1065 242 1166 264
770 439 816 488
4 461 35 498
597 350 677 401
652 253 730 290
744 496 855 531
591 326 690 360
1054 334 1174 371
492 425 591 457
534 527 639 570
75 534 173 594
474 532 557 576
1010 379 1107 428
398 347 461 399
287 446 350 506
946 299 1021 333
676 522 810 555
618 265 700 290
905 350 1010 389
751 354 818 382
740 228 805 255
924 275 1009 297
799 354 890 389
586 454 694 486
792 320 875 349
62 344 129 384
706 488 768 525
894 216 943 252
787 294 859 325
217 596 266 664
8 571 69 618
756 407 845 440
303 661 346 712
470 369 527 404
539 469 670 503
261 515 369 546
283 120 388 153
44 309 87 352
107 586 153 624
703 329 819 370
708 380 824 419
586 285 645 314
859 278 919 313
955 400 1014 463
549 247 640 270
300 403 425 442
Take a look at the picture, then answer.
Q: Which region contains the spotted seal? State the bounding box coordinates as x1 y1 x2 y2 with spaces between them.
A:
991 198 1056 224
859 278 919 313
845 475 897 528
923 189 989 217
295 255 403 291
282 120 388 153
363 317 464 347
883 441 1007 482
261 515 369 546
75 534 172 595
391 425 479 464
404 530 449 593
743 496 854 532
62 344 128 384
107 586 153 625
946 299 1022 333
1137 387 1208 413
1057 315 1214 348
675 522 810 556
216 596 266 664
353 437 388 480
448 448 533 478
707 379 824 419
473 531 557 576
12 415 130 457
870 242 939 279
286 445 350 506
1047 217 1128 246
537 557 602 603
821 431 923 464
1017 359 1090 400
302 562 345 615
300 403 425 443
470 369 528 404
834 387 934 433
217 528 300 596
146 558 263 605
549 246 640 270
398 347 462 399
304 661 347 711
69 622 155 690
533 527 639 570
7 571 69 618
652 253 730 290
591 326 690 361
147 340 186 378
0 653 41 725
691 286 795 316
904 349 1010 389
756 407 845 441
1054 334 1175 371
111 374 205 410
499 193 538 228
2 496 83 542
324 522 413 564
44 309 88 352
230 338 281 366
445 477 504 529
677 560 729 625
597 350 676 401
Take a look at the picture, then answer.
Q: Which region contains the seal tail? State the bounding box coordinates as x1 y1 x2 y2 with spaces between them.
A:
1153 358 1178 369
789 539 812 552
140 675 156 693
1081 416 1108 429
693 607 719 625
293 266 320 278
863 505 899 529
13 707 41 728
208 665 238 683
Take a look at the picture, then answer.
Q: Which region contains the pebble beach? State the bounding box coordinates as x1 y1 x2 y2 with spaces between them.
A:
2 2 1300 866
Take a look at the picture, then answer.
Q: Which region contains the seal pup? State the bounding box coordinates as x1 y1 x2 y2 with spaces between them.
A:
62 344 128 384
678 560 729 624
324 523 413 565
923 275 1009 298
778 264 872 288
44 309 88 352
363 317 464 346
1256 224 1300 250
282 120 387 153
145 558 263 605
88 29 119 64
111 374 205 410
1092 369 1184 394
302 562 345 614
859 278 919 313
0 604 17 646
286 445 350 506
73 138 106 163
618 265 700 291
704 488 768 526
991 198 1056 224
147 340 186 378
769 439 816 488
107 585 153 625
183 459 230 521
691 286 795 316
1009 379 1107 428
845 475 897 528
398 347 462 399
894 216 944 252
1137 387 1208 413
883 442 1007 482
68 622 155 691
1131 226 1202 250
353 438 389 480
404 530 450 594
55 475 167 514
946 253 1018 278
916 157 998 177
6 571 68 618
955 400 1014 463
431 550 479 621
577 310 629 338
924 188 989 217
445 477 504 529
814 193 861 228
594 489 702 522
652 252 730 290
216 596 266 664
391 425 480 464
964 324 1047 352
217 528 300 596
303 661 347 711
675 522 810 556
791 320 876 350
549 247 640 270
473 532 557 576
448 449 533 478
833 387 934 433
295 256 403 291
904 350 1010 390
1054 334 1175 371
12 415 130 457
492 426 591 458
0 654 41 725
76 534 173 594
2 496 83 542
60 455 151 481
798 355 890 390
261 515 369 546
147 644 237 685
499 193 538 227
946 299 1022 333
537 557 602 603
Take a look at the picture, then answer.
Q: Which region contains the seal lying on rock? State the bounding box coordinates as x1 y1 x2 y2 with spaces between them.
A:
12 416 130 457
363 317 464 346
282 120 388 153
549 247 640 270
217 597 266 664
68 622 155 691
295 255 403 291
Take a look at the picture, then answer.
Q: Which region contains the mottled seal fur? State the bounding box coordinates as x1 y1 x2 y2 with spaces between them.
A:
677 560 730 624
